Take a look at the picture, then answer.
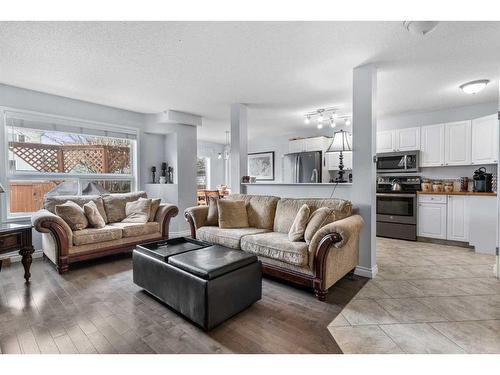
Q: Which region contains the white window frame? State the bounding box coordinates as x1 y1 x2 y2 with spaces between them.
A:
0 107 139 221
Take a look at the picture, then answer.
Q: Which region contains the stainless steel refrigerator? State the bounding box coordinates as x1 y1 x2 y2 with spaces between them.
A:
284 151 322 183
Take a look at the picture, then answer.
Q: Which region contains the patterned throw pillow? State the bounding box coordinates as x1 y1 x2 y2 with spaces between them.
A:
122 199 152 224
304 207 335 244
288 204 310 242
140 197 161 222
83 201 106 229
55 201 89 231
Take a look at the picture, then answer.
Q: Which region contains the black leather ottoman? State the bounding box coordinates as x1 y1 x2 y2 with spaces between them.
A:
133 239 262 330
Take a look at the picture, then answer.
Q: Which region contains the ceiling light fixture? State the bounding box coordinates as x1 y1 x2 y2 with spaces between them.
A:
330 117 336 128
345 118 351 127
317 123 323 129
459 79 490 95
304 115 310 124
403 21 439 36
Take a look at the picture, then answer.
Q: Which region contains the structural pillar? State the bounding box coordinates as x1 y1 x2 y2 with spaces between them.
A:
352 64 378 278
230 103 248 193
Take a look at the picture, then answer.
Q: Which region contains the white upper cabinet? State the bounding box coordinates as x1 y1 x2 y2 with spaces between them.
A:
444 120 471 166
377 128 420 153
289 137 330 153
376 130 395 153
396 127 420 151
420 124 445 167
471 114 499 165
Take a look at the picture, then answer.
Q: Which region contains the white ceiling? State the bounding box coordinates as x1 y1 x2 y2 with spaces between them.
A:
0 21 499 143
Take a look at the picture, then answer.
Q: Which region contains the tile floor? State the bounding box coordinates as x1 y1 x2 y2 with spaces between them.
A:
328 238 500 354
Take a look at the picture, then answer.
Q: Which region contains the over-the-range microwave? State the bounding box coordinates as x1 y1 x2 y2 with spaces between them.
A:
376 151 420 173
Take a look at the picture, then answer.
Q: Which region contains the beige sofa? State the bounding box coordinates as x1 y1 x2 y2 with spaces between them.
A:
185 194 364 300
32 191 178 274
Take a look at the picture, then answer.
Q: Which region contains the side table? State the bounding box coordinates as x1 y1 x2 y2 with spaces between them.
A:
0 223 35 282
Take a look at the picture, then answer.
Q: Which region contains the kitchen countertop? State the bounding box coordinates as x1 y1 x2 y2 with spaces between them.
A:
417 191 497 196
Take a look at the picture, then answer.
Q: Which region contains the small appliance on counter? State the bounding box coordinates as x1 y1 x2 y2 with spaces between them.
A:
472 167 493 192
376 175 421 241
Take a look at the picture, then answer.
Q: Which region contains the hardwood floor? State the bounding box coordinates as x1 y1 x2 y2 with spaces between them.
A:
0 254 366 354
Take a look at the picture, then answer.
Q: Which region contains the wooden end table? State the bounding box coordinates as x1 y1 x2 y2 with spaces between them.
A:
0 223 35 282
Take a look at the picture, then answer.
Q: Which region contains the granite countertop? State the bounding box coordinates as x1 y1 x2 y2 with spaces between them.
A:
417 191 497 196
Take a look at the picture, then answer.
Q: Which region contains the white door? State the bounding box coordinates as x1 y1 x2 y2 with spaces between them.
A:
396 127 421 151
421 124 445 167
377 130 395 153
472 115 499 165
447 195 469 242
445 120 472 166
418 203 447 239
289 139 305 153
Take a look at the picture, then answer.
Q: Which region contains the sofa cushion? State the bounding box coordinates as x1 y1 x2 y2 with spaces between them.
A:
122 199 151 223
55 201 89 231
288 204 310 242
72 226 122 246
196 226 270 249
273 198 352 234
304 207 334 244
217 199 249 228
109 222 160 238
148 198 162 222
241 232 309 267
227 194 280 230
102 191 147 223
83 201 106 229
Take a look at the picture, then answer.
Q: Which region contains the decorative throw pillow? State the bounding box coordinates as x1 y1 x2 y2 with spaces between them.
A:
122 199 151 223
206 196 219 226
288 204 310 242
83 201 106 229
55 201 89 231
304 207 335 244
140 197 161 222
94 198 108 223
217 199 249 229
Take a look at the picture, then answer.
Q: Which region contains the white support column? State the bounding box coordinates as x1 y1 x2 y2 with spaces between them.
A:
352 64 378 278
230 103 248 194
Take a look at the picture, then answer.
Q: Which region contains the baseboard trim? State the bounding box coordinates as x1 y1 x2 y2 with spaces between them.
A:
8 249 43 263
355 265 378 278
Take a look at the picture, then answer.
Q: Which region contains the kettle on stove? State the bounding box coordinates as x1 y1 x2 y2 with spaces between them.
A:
472 167 493 192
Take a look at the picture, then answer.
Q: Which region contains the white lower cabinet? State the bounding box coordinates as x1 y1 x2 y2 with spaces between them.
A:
418 200 447 239
446 195 469 242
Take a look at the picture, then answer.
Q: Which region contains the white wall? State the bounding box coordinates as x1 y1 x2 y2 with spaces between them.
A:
197 141 225 189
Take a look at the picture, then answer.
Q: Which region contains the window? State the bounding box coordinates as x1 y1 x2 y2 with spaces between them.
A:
196 157 210 190
2 110 137 217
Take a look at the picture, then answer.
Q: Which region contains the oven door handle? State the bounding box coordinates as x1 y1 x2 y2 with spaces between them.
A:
376 193 416 198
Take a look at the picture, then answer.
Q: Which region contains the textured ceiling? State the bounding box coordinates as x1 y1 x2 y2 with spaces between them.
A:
0 21 499 143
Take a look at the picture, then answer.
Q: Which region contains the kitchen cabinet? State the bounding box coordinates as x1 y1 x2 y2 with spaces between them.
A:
396 127 420 151
288 136 329 153
418 199 447 240
325 151 352 171
444 120 471 166
420 124 445 167
446 195 469 242
376 127 420 153
471 114 499 165
377 131 395 153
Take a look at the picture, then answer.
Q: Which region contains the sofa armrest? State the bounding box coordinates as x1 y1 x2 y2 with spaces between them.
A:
184 206 209 238
155 203 179 237
308 214 365 289
32 209 73 248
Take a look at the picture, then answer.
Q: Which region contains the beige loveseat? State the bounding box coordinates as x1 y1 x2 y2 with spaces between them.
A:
32 191 178 274
184 194 364 300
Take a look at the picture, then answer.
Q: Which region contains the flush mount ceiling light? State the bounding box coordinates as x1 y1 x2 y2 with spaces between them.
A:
459 79 490 95
403 21 439 36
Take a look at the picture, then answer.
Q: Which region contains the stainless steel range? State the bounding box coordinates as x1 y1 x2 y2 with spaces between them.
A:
376 175 421 241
